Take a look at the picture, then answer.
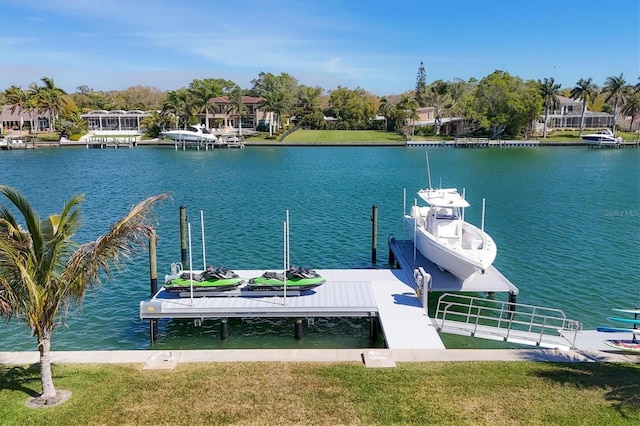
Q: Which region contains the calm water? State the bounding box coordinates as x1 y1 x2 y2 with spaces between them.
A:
0 145 638 351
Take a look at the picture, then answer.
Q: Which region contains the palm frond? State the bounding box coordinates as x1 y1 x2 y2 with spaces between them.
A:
63 193 169 302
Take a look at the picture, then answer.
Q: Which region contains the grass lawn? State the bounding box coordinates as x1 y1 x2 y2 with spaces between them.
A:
1 362 638 425
281 130 406 144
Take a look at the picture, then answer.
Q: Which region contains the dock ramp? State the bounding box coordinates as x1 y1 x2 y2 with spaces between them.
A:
435 293 582 350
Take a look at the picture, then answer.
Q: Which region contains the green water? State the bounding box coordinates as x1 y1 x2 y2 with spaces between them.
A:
0 146 638 350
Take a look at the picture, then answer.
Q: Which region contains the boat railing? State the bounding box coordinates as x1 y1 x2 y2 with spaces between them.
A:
435 293 583 349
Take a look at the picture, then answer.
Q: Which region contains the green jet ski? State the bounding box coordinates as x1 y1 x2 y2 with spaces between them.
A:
247 266 325 291
164 267 243 293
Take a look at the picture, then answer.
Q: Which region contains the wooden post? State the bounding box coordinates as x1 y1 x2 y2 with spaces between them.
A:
179 206 187 265
149 228 158 296
371 205 378 263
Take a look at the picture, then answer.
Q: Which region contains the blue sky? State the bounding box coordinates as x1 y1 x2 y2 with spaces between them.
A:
0 0 638 95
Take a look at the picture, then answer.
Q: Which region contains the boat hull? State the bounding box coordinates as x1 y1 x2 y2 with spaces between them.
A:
404 215 496 281
161 131 217 142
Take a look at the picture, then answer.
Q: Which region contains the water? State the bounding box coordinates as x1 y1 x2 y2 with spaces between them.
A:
0 146 638 351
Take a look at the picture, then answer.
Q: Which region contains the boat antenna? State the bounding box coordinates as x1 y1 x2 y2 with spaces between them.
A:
425 150 432 189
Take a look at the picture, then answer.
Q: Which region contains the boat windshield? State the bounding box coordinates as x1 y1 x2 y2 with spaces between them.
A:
435 207 458 219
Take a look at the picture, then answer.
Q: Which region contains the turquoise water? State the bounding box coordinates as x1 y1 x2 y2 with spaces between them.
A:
0 146 638 350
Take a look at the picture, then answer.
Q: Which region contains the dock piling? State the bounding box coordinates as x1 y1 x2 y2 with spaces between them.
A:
220 318 229 339
179 206 188 265
150 320 158 345
149 228 158 296
294 318 303 340
371 205 378 263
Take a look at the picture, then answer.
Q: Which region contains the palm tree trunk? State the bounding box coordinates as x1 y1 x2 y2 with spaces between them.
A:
612 100 618 135
38 331 57 401
579 101 586 137
543 107 549 138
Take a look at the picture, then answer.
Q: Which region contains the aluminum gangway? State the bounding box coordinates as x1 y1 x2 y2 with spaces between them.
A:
434 293 583 350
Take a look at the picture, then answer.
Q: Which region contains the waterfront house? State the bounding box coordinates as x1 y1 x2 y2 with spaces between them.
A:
0 105 51 134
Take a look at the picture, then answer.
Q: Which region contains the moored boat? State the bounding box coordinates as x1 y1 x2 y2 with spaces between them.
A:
581 128 622 146
247 266 325 291
161 124 218 142
404 185 497 282
163 266 243 293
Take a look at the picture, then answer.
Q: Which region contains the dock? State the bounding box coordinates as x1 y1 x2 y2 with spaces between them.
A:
407 139 539 148
141 268 445 350
388 235 519 296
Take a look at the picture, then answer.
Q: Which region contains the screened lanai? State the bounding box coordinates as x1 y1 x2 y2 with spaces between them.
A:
81 110 149 132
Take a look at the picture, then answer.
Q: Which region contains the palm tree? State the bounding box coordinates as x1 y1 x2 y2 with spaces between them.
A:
259 91 286 137
229 86 246 135
397 95 419 139
161 89 190 129
33 77 67 132
0 186 168 406
570 78 598 137
620 91 640 131
602 73 627 135
3 85 28 134
538 77 561 138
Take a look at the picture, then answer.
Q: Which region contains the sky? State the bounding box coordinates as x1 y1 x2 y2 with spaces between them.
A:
0 0 638 96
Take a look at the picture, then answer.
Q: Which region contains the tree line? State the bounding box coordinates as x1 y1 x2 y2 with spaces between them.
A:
2 66 639 139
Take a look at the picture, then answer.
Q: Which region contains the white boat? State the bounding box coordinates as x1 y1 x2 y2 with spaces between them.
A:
404 187 497 282
581 129 622 146
161 124 218 142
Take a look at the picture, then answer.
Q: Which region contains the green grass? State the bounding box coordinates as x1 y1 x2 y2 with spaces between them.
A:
1 362 638 425
281 130 406 144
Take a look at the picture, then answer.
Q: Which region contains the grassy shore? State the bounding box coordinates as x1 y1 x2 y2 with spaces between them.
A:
1 362 638 425
242 129 640 145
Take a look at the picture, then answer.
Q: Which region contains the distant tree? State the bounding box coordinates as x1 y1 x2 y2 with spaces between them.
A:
161 89 191 129
427 80 450 135
327 86 378 129
570 78 598 136
251 72 298 128
397 95 419 138
294 85 324 128
620 91 640 131
0 185 168 406
473 71 542 139
38 77 67 132
415 62 428 107
188 78 235 128
602 73 627 135
378 96 392 130
228 86 246 134
4 85 29 132
538 77 561 138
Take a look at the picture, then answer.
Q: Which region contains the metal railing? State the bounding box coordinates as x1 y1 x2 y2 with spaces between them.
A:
435 293 582 349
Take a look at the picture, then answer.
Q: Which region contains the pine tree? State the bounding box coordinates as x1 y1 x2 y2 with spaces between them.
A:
415 62 428 107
